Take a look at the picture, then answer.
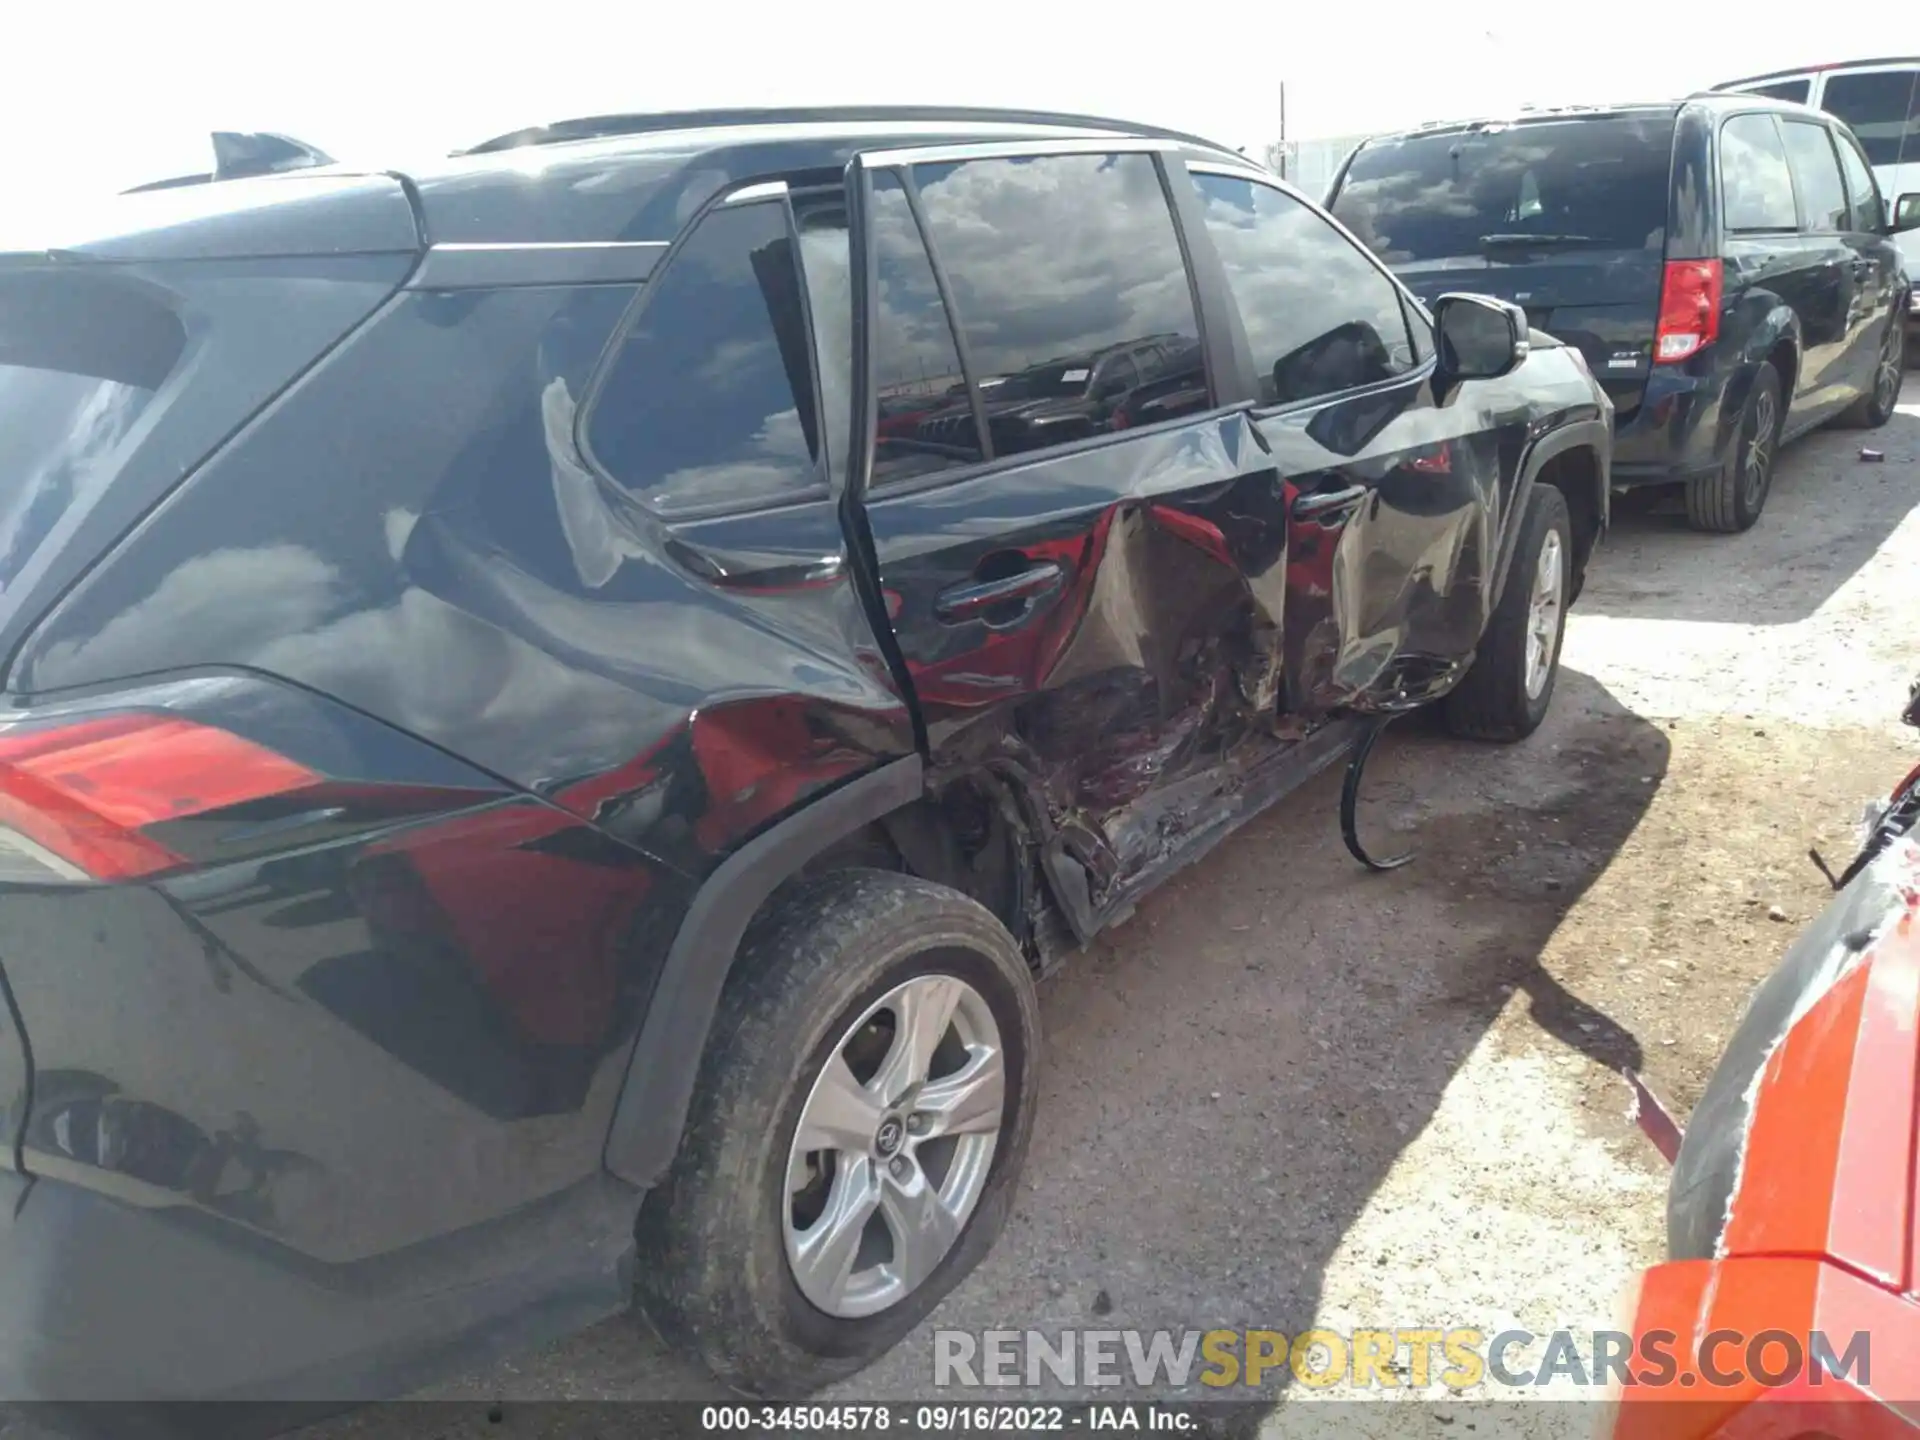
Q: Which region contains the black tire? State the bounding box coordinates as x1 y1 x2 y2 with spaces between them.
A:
1837 318 1905 428
1442 484 1572 744
1685 362 1781 533
634 868 1041 1397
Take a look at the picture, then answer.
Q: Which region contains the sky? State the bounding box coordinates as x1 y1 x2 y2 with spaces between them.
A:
2 3 1910 206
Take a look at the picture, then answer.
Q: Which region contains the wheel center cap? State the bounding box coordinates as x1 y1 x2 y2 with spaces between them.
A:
874 1115 906 1157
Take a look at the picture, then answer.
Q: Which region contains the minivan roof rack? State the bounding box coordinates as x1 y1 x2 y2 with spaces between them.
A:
1715 56 1920 85
457 105 1241 158
123 131 335 194
1404 101 1675 134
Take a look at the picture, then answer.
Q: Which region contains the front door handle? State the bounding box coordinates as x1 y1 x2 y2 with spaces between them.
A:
1293 484 1368 524
934 561 1065 624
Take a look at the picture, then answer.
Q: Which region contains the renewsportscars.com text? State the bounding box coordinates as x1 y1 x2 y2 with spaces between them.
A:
932 1328 1871 1391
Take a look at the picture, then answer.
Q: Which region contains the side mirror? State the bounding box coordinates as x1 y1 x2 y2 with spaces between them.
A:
1433 293 1529 382
1893 192 1920 234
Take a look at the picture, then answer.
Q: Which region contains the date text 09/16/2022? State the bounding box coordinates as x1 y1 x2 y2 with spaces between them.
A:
699 1403 1197 1432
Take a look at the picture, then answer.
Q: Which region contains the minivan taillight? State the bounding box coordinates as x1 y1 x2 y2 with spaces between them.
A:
1654 260 1723 363
0 712 319 883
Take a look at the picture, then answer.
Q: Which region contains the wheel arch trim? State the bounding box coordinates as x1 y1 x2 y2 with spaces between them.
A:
603 756 926 1188
1490 416 1611 609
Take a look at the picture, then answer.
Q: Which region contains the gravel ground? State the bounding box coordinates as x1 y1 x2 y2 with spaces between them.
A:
297 380 1920 1440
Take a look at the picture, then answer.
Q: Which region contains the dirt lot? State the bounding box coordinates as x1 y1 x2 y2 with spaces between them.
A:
314 380 1920 1436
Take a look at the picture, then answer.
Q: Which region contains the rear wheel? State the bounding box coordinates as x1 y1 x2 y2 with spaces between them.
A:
634 869 1041 1397
1686 362 1781 533
1837 318 1904 428
1442 483 1572 744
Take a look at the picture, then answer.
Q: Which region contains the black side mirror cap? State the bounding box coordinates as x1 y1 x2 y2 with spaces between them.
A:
1433 293 1529 382
1892 192 1920 234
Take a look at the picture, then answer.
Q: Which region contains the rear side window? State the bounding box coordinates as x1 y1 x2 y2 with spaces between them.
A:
1820 69 1920 167
868 172 984 488
1741 79 1812 105
1330 115 1674 263
0 274 185 587
1720 115 1798 232
1834 133 1885 230
1778 120 1849 230
1191 171 1416 407
586 199 825 517
907 152 1210 462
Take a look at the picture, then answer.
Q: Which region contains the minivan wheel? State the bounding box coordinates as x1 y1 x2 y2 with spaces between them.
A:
1441 483 1571 744
634 868 1041 1397
1686 362 1781 534
1838 319 1904 429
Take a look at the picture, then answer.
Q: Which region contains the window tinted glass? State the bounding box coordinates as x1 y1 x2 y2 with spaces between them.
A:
868 172 982 487
1720 115 1798 231
1743 79 1811 104
0 274 184 588
1834 132 1884 230
793 193 853 485
588 201 822 515
1330 116 1673 263
1820 69 1920 167
1779 120 1849 230
1195 171 1415 407
910 152 1209 459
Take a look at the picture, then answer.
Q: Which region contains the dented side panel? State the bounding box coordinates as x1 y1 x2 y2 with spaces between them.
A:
1259 347 1604 717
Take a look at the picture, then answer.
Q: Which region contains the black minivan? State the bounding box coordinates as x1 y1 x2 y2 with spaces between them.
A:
1327 95 1917 532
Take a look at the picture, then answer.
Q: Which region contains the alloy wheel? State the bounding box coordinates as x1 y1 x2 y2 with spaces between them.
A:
783 973 1005 1318
1524 529 1564 701
1742 388 1777 511
1875 323 1903 415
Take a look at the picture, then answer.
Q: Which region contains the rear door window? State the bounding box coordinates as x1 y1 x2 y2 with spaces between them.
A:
904 151 1211 462
1720 114 1799 232
1191 169 1418 407
586 198 827 517
866 171 984 487
1819 69 1920 167
1329 115 1674 263
1834 131 1885 231
0 274 185 587
1778 119 1850 231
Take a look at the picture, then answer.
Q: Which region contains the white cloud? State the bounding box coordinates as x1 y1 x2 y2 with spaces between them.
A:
0 1 1854 209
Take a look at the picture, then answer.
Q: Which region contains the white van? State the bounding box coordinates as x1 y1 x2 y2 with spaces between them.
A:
1716 59 1920 348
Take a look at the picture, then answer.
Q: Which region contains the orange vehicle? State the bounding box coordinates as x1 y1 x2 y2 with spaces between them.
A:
1616 685 1920 1437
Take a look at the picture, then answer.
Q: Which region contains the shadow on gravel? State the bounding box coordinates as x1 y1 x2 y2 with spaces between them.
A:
1577 397 1917 626
291 670 1668 1440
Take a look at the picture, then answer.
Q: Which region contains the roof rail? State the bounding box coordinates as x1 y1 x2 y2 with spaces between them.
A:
456 105 1241 158
1716 56 1920 86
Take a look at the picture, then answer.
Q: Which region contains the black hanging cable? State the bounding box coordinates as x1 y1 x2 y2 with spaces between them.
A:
1341 712 1413 871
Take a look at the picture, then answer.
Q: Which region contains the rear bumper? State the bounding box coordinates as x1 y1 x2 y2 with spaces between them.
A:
0 1168 635 1417
1609 362 1738 488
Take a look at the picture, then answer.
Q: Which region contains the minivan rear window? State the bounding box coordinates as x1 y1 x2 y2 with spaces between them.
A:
0 273 185 588
1331 116 1675 264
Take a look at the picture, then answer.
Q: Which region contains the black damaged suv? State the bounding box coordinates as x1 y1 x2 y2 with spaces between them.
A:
0 107 1609 1409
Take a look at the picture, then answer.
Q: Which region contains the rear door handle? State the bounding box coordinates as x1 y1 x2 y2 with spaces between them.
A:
1293 484 1368 523
933 561 1064 624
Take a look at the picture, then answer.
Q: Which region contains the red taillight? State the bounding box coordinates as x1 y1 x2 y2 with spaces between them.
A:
1654 260 1723 364
0 713 320 882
